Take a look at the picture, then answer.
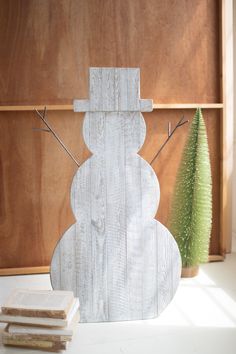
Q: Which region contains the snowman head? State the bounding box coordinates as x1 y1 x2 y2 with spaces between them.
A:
82 111 146 155
74 67 153 155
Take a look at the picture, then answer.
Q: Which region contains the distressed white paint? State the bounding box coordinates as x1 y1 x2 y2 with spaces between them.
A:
50 68 181 322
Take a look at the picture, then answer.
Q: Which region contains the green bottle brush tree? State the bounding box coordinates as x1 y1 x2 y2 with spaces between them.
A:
169 108 212 277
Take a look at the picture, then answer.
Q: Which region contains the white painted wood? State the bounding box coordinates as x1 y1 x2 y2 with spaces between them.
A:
74 68 153 112
73 99 89 112
2 257 236 354
50 68 181 322
139 99 153 112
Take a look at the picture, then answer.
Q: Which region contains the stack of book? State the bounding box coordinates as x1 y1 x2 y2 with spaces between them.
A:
0 289 79 352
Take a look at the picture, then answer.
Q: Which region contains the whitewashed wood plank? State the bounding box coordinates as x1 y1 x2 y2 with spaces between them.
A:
140 160 160 318
105 112 129 321
124 115 145 320
90 68 102 111
72 157 95 322
50 225 77 293
51 67 181 323
119 68 129 111
73 99 89 112
139 99 153 112
156 221 181 314
127 68 140 111
73 97 153 112
114 68 120 111
74 68 152 112
101 69 114 111
88 113 108 321
141 222 157 318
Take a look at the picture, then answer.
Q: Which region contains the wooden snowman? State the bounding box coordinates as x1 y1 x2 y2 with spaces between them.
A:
50 68 181 322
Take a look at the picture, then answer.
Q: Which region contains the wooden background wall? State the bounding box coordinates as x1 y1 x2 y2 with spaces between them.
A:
0 0 221 269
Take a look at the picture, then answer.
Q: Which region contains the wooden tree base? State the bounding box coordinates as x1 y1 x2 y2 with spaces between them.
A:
181 266 199 278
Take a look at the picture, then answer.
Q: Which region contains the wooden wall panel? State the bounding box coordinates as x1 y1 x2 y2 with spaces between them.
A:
0 111 89 267
0 0 220 105
0 0 222 269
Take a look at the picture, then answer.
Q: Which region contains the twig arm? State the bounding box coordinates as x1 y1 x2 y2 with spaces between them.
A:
34 107 80 168
150 116 189 165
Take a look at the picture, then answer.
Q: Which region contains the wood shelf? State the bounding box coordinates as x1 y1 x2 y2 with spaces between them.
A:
0 103 224 111
0 266 50 276
0 105 73 111
153 103 223 109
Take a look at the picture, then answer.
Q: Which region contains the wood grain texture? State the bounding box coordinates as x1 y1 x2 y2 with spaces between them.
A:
0 110 90 268
0 0 223 271
0 108 220 269
50 68 181 322
0 0 220 105
74 68 153 112
0 266 49 276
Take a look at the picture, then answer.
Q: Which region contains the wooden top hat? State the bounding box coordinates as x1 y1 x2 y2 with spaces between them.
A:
74 67 153 112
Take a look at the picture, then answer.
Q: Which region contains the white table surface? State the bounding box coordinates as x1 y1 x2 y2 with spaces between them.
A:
0 254 236 354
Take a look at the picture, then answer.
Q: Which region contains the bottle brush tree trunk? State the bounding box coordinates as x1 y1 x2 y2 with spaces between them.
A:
169 108 212 269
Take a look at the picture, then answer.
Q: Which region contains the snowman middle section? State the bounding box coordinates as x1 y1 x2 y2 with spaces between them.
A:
51 109 181 322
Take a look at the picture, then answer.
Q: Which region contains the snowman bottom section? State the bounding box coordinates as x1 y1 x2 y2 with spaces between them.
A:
50 220 181 322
